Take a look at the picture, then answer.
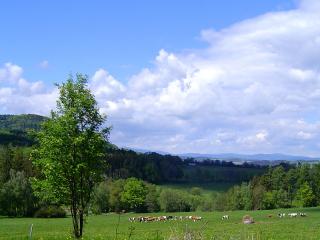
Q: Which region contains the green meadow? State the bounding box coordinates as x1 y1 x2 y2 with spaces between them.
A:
1 207 319 240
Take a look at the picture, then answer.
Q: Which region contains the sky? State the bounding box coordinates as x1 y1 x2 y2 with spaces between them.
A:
1 0 320 156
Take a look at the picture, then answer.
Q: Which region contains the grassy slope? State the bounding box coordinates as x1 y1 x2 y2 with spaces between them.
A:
159 182 234 196
1 207 319 240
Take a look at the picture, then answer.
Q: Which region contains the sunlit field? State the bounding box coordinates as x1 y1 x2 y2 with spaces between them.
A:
1 207 319 240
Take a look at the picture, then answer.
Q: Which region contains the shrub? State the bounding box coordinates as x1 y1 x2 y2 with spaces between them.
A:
34 205 66 218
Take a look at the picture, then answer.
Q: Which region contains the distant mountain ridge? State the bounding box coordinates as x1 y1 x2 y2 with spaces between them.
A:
1 114 318 161
131 148 319 161
178 152 319 161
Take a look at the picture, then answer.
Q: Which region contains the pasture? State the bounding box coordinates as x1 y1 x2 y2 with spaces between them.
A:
0 207 319 240
159 182 234 196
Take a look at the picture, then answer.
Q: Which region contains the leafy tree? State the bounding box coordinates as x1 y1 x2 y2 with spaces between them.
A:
145 183 160 212
91 181 110 214
271 166 285 190
109 179 125 212
294 182 316 207
0 170 35 216
159 189 191 212
274 189 290 208
121 178 147 212
262 191 276 210
190 187 202 196
0 145 14 184
31 74 109 238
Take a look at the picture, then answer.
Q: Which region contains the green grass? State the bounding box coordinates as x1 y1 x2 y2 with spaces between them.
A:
159 182 234 196
1 207 320 239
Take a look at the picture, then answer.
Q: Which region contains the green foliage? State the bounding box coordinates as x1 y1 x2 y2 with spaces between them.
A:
222 163 320 211
190 187 202 196
91 181 110 214
121 178 148 212
107 149 265 185
34 205 66 218
145 183 160 212
294 182 316 207
31 74 109 238
0 114 46 131
0 170 36 217
0 114 46 146
109 179 125 212
159 189 192 212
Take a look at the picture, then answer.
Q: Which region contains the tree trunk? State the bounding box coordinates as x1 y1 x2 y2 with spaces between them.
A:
80 211 84 237
71 205 81 238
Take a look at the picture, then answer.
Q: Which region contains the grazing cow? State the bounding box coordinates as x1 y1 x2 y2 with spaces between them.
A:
157 216 167 221
299 212 307 217
288 213 298 217
278 213 285 218
191 216 202 222
222 215 229 220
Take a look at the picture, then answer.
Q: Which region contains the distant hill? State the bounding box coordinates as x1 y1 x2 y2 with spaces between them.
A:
0 114 47 131
179 153 319 161
131 148 319 162
0 114 47 146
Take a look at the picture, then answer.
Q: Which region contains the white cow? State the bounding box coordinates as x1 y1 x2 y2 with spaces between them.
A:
299 212 307 217
288 213 298 217
222 215 229 220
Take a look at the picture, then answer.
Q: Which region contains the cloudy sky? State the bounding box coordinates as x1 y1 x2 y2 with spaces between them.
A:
1 0 320 156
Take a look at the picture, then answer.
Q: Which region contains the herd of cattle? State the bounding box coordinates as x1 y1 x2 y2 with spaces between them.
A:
129 215 202 222
128 212 307 223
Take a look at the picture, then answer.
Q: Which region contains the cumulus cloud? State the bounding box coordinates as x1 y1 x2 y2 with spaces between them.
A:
91 0 320 156
0 62 57 115
2 0 320 156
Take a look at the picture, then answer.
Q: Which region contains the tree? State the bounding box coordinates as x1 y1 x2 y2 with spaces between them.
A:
159 189 191 212
145 183 160 212
294 182 316 207
108 179 125 212
31 74 109 238
0 170 35 217
91 181 110 214
121 178 147 212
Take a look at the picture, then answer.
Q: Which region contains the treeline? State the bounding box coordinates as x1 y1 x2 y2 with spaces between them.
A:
0 144 266 217
216 163 320 211
93 163 320 213
106 149 266 184
91 177 216 213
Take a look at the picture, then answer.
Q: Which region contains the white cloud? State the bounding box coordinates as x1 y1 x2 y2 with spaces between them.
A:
2 0 320 156
93 0 320 156
0 62 57 115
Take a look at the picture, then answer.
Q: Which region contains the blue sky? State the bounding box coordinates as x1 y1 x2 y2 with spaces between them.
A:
1 0 320 156
1 0 295 82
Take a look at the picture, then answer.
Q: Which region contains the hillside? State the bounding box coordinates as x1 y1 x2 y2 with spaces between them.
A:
0 114 47 146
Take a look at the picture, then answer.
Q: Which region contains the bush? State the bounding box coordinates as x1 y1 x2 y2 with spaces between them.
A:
159 189 192 212
34 205 66 218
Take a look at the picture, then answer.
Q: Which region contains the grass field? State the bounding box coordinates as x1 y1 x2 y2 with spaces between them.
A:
159 182 234 196
0 207 320 240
